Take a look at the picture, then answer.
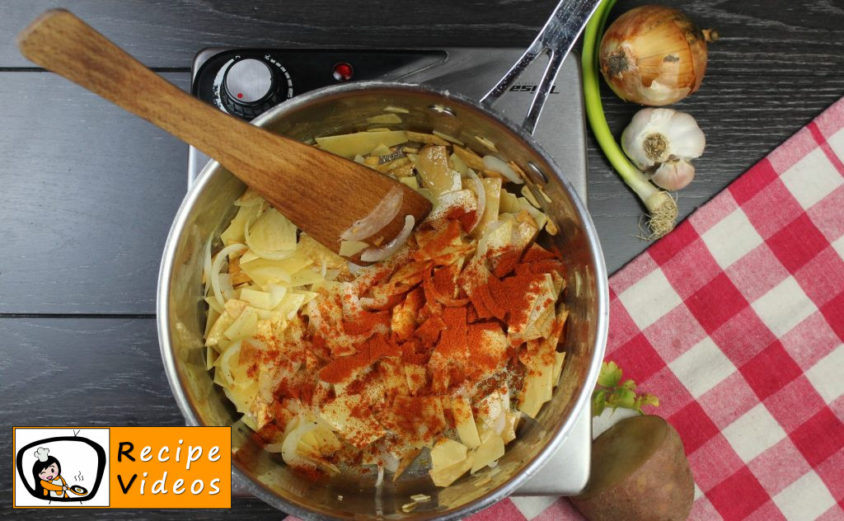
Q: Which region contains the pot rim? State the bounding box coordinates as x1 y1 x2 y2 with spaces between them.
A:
157 80 609 520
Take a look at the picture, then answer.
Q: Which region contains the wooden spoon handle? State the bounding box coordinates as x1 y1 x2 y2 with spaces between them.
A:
17 9 431 255
17 9 265 165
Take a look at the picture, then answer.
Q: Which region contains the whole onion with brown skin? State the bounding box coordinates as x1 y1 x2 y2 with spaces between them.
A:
600 5 714 106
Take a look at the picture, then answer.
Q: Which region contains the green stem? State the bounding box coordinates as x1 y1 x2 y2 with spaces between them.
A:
582 0 677 238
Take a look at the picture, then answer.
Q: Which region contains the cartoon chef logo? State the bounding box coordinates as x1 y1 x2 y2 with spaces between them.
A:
14 428 110 507
33 447 74 499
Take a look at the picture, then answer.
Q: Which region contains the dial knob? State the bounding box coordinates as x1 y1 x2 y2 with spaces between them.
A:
221 58 284 119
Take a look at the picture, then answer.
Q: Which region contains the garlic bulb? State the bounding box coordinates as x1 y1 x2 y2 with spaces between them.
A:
651 159 695 191
600 5 711 106
621 108 705 174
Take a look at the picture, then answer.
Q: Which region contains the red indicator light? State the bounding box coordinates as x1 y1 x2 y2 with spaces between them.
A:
237 92 244 99
333 62 354 81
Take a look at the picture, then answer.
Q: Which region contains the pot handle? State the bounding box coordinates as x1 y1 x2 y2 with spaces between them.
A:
480 0 601 135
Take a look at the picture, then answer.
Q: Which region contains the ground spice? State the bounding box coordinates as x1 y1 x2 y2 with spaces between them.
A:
342 309 391 336
464 305 477 324
522 243 559 262
414 220 462 261
477 274 510 320
250 202 566 473
254 419 284 446
465 322 505 379
378 396 446 442
401 340 429 366
432 265 456 297
391 287 423 341
516 259 565 277
468 284 495 319
445 206 477 232
423 265 469 307
318 333 398 384
489 246 522 278
437 307 468 358
418 297 444 324
496 273 546 328
310 335 330 359
293 463 326 482
319 351 370 384
414 315 446 348
367 334 398 361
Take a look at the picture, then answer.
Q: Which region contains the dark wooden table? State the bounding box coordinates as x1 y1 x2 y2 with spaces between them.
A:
1 1 841 518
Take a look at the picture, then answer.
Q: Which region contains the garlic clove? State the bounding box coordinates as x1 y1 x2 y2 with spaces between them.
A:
621 108 705 171
651 159 695 191
665 111 706 161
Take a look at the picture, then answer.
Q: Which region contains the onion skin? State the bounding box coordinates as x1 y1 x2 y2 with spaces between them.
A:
600 6 709 106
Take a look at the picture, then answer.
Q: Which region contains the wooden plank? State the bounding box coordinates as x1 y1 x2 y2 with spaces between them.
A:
0 318 179 425
0 0 840 73
613 0 844 77
588 72 844 273
0 72 189 314
0 1 842 518
0 0 557 68
579 0 844 272
2 70 843 309
0 316 281 518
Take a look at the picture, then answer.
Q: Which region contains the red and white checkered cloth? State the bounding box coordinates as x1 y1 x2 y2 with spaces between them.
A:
473 97 844 521
285 97 844 521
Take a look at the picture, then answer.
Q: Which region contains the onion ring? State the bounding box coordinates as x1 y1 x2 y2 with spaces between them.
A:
210 243 247 308
483 155 523 184
466 169 486 233
360 215 415 263
340 186 403 241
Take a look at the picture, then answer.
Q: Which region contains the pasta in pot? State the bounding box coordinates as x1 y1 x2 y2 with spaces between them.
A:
203 127 569 487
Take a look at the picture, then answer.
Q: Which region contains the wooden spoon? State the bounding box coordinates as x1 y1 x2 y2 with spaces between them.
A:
17 9 431 257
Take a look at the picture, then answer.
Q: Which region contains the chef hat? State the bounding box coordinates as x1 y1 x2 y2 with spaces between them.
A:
35 447 50 462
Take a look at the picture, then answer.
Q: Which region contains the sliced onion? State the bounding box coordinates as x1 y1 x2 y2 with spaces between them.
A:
202 237 213 293
346 261 365 275
244 208 297 260
305 298 322 330
217 339 243 386
360 215 415 263
210 243 247 308
466 169 486 233
340 186 403 241
483 155 522 184
340 281 363 316
234 189 265 207
218 273 235 302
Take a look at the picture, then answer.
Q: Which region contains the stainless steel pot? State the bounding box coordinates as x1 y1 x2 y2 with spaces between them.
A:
157 1 607 519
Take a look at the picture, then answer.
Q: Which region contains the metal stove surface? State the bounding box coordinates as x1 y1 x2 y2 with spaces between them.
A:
189 47 590 497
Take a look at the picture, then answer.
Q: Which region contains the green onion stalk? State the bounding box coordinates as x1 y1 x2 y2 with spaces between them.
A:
582 0 678 238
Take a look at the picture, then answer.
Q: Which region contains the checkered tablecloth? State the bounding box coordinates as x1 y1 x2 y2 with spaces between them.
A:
286 97 844 521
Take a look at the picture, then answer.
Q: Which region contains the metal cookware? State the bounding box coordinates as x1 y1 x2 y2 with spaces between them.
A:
158 0 607 518
68 485 88 496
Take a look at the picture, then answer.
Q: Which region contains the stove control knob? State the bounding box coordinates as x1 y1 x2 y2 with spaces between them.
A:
221 58 283 119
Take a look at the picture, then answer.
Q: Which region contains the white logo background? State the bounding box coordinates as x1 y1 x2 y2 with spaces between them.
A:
14 428 110 507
